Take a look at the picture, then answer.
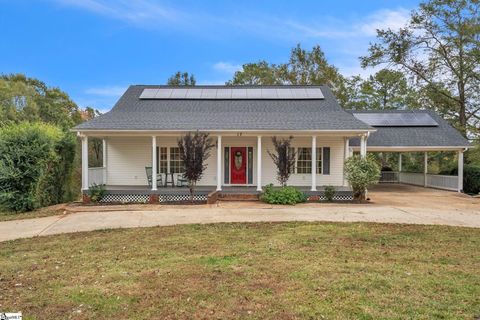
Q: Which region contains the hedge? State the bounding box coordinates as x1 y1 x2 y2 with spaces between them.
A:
463 165 480 195
0 122 76 212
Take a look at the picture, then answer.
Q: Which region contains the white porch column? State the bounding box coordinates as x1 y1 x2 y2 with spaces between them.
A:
424 151 428 187
343 138 349 186
360 135 367 158
217 135 222 191
152 136 157 191
102 138 107 185
311 136 317 191
81 135 88 190
344 137 349 160
458 150 464 192
257 136 262 191
398 153 402 172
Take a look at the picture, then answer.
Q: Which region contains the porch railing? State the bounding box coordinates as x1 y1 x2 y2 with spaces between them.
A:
426 174 458 191
379 171 399 183
88 167 105 186
399 172 425 186
380 171 459 191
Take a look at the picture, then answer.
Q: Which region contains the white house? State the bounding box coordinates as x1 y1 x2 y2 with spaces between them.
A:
74 85 470 203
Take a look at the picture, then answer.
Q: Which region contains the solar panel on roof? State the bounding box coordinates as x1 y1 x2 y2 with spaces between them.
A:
139 88 158 99
353 112 438 127
155 88 173 98
247 88 262 99
201 88 216 98
231 88 247 99
261 88 278 98
216 88 232 99
185 88 202 99
139 87 324 99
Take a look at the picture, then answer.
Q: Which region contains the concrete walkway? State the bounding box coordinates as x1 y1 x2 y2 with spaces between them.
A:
1 185 479 242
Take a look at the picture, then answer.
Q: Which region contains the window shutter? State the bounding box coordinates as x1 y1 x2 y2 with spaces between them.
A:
224 147 230 184
323 147 330 175
247 147 253 184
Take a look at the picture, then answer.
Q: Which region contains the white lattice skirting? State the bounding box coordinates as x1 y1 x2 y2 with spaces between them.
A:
100 194 149 203
320 194 353 201
159 194 208 202
99 193 209 203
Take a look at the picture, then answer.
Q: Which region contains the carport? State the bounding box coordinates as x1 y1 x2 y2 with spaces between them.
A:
349 110 470 192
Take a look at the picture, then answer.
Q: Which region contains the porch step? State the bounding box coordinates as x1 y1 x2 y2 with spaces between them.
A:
218 193 260 201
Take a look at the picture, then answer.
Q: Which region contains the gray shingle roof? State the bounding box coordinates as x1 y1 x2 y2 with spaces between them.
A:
348 110 470 148
74 85 372 131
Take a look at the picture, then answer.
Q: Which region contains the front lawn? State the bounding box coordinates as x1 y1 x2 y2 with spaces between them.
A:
1 222 479 319
0 205 65 222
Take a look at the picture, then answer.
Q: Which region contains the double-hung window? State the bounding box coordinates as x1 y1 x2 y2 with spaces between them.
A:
295 147 322 174
297 148 312 174
169 147 183 173
157 147 168 174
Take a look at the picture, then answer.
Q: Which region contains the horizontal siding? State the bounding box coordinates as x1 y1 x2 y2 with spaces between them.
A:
106 137 151 186
105 135 346 187
262 136 345 187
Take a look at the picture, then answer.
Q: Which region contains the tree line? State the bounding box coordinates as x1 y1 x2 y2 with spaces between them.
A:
170 0 479 144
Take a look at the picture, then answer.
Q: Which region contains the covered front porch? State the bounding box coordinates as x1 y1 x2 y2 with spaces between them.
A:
81 131 367 202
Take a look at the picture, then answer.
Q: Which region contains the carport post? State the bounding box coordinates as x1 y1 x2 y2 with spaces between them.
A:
424 151 428 187
398 153 402 183
360 135 367 158
458 150 464 192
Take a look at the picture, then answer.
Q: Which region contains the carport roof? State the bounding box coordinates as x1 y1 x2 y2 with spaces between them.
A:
348 110 470 150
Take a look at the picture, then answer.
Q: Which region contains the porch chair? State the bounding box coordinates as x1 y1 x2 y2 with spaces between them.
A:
176 174 188 187
145 166 163 187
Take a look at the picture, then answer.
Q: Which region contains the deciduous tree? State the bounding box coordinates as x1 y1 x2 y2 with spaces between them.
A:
267 136 296 187
177 132 214 201
360 0 480 138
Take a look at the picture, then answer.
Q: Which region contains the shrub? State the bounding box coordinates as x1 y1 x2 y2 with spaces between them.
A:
260 184 307 205
436 164 480 195
323 186 336 202
344 155 381 201
0 122 76 212
88 184 106 202
463 164 480 195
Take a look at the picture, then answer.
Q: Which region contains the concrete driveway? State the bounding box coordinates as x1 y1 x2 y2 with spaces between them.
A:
1 184 479 242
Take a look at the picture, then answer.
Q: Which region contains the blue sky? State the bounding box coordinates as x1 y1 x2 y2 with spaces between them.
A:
1 0 420 112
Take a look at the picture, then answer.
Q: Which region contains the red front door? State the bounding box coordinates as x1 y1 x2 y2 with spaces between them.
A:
230 147 247 184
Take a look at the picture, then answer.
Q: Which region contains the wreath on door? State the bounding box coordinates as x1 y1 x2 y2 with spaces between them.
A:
234 151 243 170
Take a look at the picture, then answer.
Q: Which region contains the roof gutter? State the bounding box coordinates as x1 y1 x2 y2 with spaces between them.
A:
72 128 376 136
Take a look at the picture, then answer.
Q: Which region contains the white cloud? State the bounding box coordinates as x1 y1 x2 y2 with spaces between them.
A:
85 86 126 96
359 8 410 36
274 8 410 40
53 0 184 26
213 62 242 74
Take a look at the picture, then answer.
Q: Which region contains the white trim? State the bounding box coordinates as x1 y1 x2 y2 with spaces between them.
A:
424 151 428 187
151 136 157 191
81 136 88 190
74 129 376 136
257 136 262 191
360 135 367 158
352 146 470 151
311 136 317 191
102 138 107 184
217 135 222 191
458 150 464 192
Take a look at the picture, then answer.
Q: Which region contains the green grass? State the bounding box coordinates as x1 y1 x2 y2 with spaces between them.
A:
0 222 479 319
0 208 62 222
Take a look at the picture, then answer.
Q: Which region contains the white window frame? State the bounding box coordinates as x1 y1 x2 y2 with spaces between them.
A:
293 147 323 175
